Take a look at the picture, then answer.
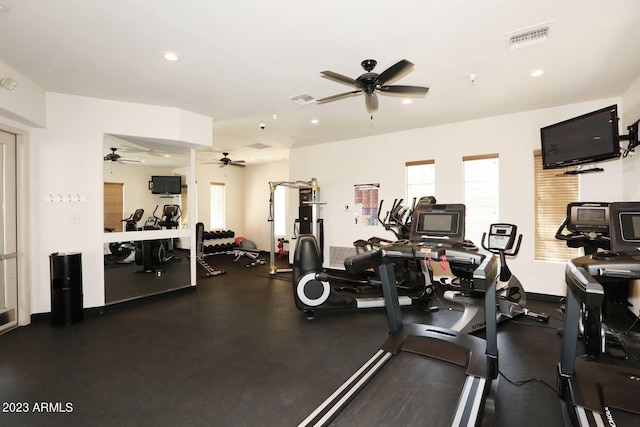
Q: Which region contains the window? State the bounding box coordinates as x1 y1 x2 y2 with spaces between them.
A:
274 185 286 236
463 154 499 245
533 150 579 261
406 160 435 205
210 182 225 230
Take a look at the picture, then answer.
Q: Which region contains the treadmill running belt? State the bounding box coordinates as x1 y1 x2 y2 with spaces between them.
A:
331 352 473 427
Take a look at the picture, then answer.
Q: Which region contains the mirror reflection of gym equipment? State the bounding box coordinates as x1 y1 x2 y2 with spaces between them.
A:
103 137 192 304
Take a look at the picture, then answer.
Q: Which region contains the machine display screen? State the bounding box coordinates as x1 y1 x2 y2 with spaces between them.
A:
568 204 609 232
416 212 459 234
620 213 640 242
577 208 606 223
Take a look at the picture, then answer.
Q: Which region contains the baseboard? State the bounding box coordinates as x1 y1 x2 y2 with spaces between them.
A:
30 285 196 324
526 292 564 303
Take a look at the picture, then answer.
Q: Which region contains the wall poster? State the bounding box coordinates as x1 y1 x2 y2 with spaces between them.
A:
354 183 379 226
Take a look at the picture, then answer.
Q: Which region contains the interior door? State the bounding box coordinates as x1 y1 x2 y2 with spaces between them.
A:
0 130 18 334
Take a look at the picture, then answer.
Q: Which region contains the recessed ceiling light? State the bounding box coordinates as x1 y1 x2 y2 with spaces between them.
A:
402 99 413 105
0 4 10 12
530 69 544 77
311 119 319 124
162 51 179 62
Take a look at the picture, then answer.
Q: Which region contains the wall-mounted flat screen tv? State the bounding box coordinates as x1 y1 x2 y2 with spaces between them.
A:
150 175 182 195
541 105 620 169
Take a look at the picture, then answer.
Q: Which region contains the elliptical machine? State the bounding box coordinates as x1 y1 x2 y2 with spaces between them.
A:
292 197 435 319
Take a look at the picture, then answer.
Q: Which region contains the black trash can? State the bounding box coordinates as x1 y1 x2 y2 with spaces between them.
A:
50 252 84 326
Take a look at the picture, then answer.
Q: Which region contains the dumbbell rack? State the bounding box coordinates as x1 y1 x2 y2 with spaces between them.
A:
195 223 226 278
201 229 238 255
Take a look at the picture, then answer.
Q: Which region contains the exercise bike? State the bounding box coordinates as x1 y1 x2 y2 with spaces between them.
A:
554 202 617 357
436 222 548 333
105 208 144 264
557 201 640 427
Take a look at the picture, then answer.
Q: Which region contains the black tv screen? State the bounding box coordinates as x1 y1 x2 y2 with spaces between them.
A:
151 175 182 194
541 105 620 169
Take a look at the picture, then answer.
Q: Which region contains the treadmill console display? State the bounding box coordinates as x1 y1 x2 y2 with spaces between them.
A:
416 212 459 234
609 202 640 253
567 202 610 233
409 204 465 244
619 212 640 242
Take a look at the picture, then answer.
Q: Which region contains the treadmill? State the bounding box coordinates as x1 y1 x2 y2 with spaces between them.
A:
298 204 499 427
558 201 640 426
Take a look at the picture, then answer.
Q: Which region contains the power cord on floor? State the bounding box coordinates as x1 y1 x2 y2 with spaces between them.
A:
498 369 556 393
622 312 640 334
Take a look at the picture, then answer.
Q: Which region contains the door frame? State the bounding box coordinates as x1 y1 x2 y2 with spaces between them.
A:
0 122 31 328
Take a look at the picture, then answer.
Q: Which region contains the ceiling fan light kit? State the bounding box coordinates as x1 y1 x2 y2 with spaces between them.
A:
317 59 429 113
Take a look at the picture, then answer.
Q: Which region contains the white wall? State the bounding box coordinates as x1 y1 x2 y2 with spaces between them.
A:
289 98 624 297
29 93 212 313
0 59 46 127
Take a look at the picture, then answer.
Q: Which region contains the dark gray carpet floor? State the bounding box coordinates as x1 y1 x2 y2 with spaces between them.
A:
1 254 639 426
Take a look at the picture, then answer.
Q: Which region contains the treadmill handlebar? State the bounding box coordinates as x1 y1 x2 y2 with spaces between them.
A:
344 242 495 287
344 250 383 275
565 261 605 308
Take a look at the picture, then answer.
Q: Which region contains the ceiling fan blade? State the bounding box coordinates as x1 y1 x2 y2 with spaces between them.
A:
365 93 378 113
230 163 246 168
320 70 356 86
376 59 414 86
119 158 142 163
378 85 429 95
316 90 362 103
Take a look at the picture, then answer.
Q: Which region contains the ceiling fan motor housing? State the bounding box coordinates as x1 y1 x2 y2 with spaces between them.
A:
356 73 379 92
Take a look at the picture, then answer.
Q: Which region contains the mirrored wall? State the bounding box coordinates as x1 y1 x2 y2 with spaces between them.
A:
103 134 192 304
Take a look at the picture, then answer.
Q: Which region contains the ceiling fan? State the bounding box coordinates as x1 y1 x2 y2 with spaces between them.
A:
103 147 141 163
316 59 429 113
202 152 246 168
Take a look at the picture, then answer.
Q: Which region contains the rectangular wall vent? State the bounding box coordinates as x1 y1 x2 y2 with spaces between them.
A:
329 246 358 269
288 92 317 106
247 143 271 150
507 23 550 50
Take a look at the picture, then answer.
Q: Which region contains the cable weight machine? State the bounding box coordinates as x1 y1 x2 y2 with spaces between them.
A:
268 178 324 275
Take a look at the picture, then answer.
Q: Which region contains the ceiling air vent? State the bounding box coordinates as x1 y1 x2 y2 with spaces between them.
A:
507 23 551 50
247 143 271 150
288 92 317 106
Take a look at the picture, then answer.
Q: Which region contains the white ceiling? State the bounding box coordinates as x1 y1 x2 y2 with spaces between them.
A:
1 0 639 165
